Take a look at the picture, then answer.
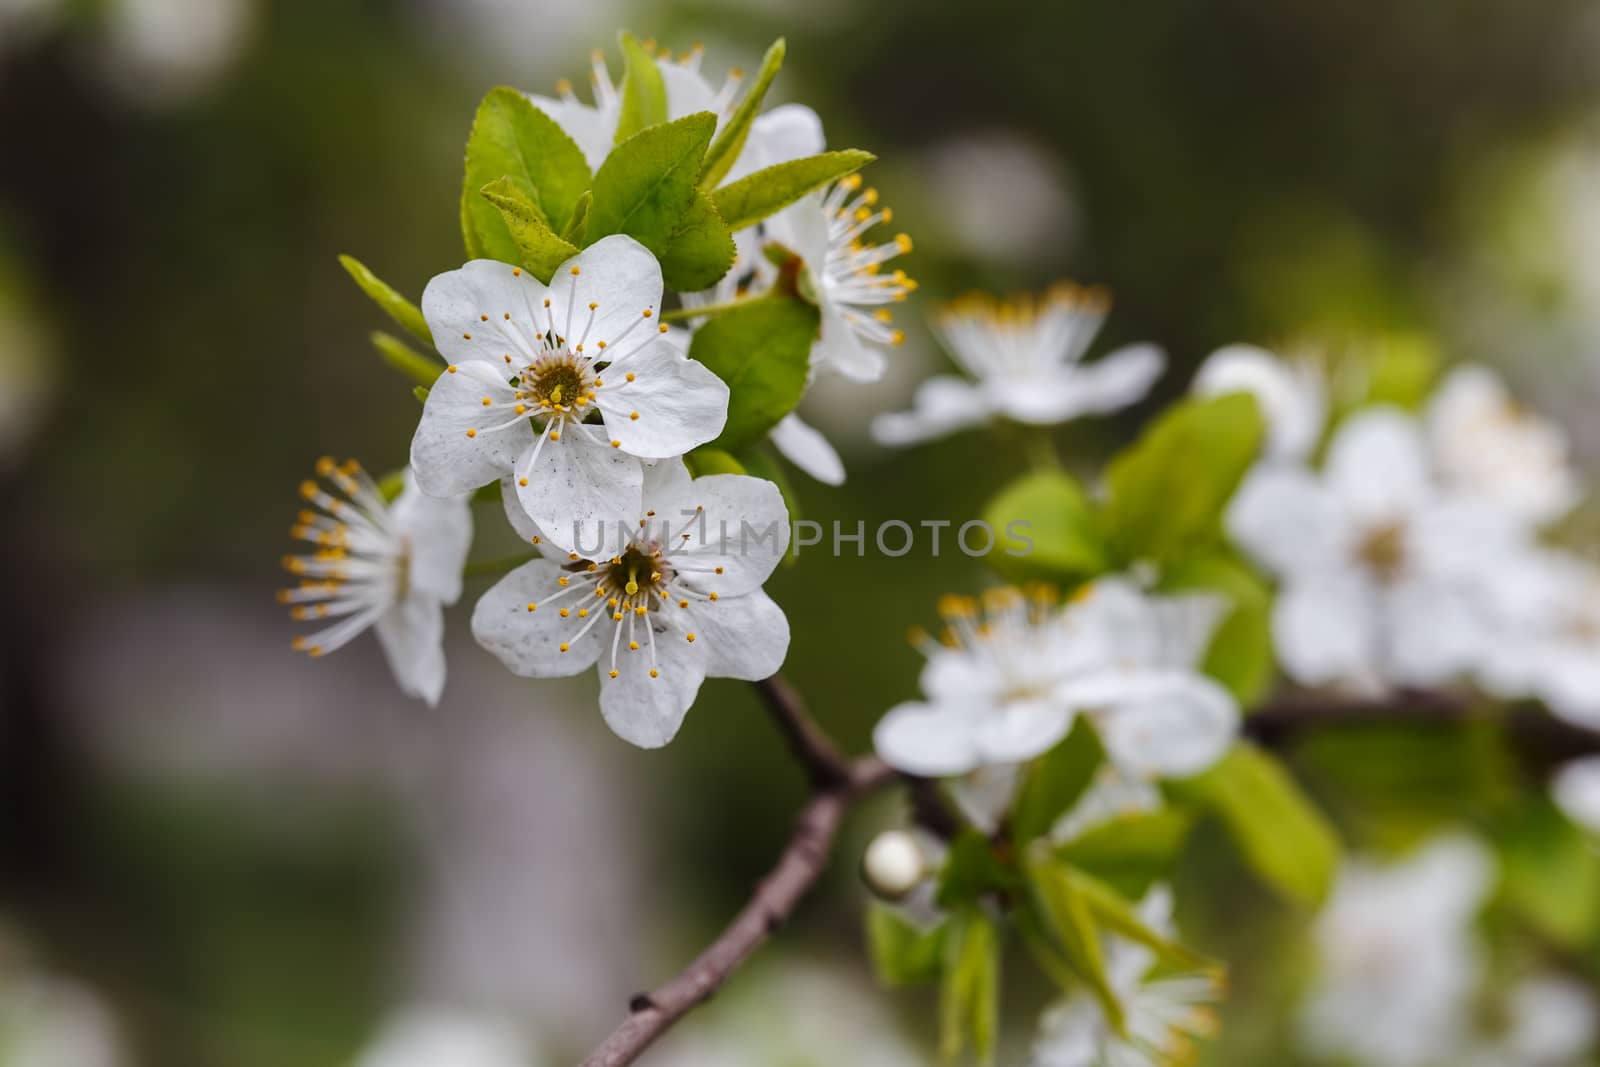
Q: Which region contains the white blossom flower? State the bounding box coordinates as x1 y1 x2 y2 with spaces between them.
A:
354 1007 539 1067
1028 886 1222 1067
1300 835 1494 1067
279 459 471 706
0 967 126 1067
764 175 916 383
1553 756 1600 835
471 459 790 747
1051 763 1165 844
1477 549 1600 728
1191 344 1325 462
872 580 1236 781
1227 407 1523 693
1427 363 1579 526
409 237 729 536
872 285 1163 447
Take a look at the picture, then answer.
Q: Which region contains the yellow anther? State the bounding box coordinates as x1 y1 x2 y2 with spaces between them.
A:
466 429 477 438
630 411 639 421
482 397 492 406
634 606 646 617
549 431 561 441
512 267 522 276
840 174 862 192
881 207 894 223
891 330 905 345
610 669 619 678
678 599 688 608
560 609 570 618
448 364 458 373
649 669 659 678
709 592 719 601
629 641 639 651
641 308 653 318
555 77 573 94
613 612 624 621
626 372 635 382
714 566 724 575
578 608 588 618
612 440 622 448
463 332 472 340
658 324 668 333
570 266 581 276
527 603 537 612
895 233 913 253
588 301 598 310
559 643 569 652
516 404 527 415
558 576 569 587
686 632 696 643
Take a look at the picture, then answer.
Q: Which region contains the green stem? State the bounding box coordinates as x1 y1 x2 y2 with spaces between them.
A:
660 299 751 324
463 551 540 578
1023 428 1063 472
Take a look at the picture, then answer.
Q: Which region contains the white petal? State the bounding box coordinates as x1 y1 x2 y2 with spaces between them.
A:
920 648 998 706
375 594 447 706
1093 672 1239 778
470 559 604 677
1273 573 1381 688
975 700 1076 765
687 588 790 681
496 475 565 557
658 60 720 121
516 434 644 552
554 235 663 350
422 259 552 365
770 413 845 485
652 473 790 595
993 343 1164 424
1226 463 1350 578
1383 578 1484 687
1552 757 1600 834
873 701 983 776
597 608 707 748
593 338 729 457
814 298 886 382
871 376 988 447
765 191 830 272
723 104 826 184
1193 344 1326 461
391 475 473 604
1324 407 1430 525
409 361 534 496
642 455 694 498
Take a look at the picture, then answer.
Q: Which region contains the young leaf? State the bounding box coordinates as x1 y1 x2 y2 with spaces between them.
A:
1069 867 1218 972
983 469 1109 587
561 190 592 245
1103 393 1263 566
339 256 432 345
586 112 716 257
1496 795 1600 947
461 88 592 260
698 37 786 189
712 149 875 231
865 903 946 987
1023 847 1125 1033
1168 743 1341 905
480 176 580 282
1158 553 1276 706
686 294 818 450
939 909 1001 1065
614 32 669 144
1056 809 1195 898
657 189 736 292
372 330 442 389
684 447 746 477
1012 719 1105 845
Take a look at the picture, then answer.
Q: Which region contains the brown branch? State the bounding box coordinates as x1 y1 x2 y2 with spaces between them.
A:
580 755 895 1067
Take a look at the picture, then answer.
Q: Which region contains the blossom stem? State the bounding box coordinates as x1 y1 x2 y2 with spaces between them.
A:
1023 427 1063 472
660 299 753 324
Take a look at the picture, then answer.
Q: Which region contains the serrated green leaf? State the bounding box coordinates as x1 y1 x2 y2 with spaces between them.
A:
339 256 432 345
939 909 1000 1065
480 176 580 283
1024 848 1125 1034
699 37 786 189
658 189 736 291
615 32 668 144
372 330 442 389
865 903 946 987
1168 743 1340 905
686 294 818 450
983 469 1109 586
684 447 745 477
1013 719 1105 845
712 149 875 231
1103 393 1264 565
586 112 715 259
561 189 592 245
462 88 592 261
1158 553 1275 706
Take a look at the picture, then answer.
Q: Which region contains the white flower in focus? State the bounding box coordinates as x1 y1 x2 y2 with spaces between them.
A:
765 175 916 383
409 237 728 535
472 459 790 747
872 285 1163 447
872 580 1237 781
1553 757 1600 835
1228 408 1522 693
1028 886 1222 1067
353 1007 539 1067
1300 835 1494 1067
1192 344 1325 462
1427 363 1579 526
279 459 472 706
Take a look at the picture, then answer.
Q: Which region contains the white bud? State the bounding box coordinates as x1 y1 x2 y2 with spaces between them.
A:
862 830 926 900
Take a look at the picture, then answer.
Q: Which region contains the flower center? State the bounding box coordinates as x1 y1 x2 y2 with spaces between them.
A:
602 544 672 612
521 351 595 415
1356 521 1406 582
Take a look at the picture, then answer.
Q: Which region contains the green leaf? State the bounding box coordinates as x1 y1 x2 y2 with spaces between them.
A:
1012 720 1105 845
1158 553 1276 707
1058 810 1197 900
982 469 1110 586
586 112 716 258
412 385 429 404
614 32 668 144
658 189 736 291
1069 867 1218 973
686 294 818 450
1496 796 1600 946
684 447 746 477
1103 393 1264 565
561 190 592 245
1024 848 1124 1034
339 256 432 345
865 903 946 987
936 831 1020 910
1361 333 1439 412
699 37 786 189
712 150 875 231
480 176 581 283
371 330 442 389
461 88 593 261
1169 743 1341 906
939 909 1000 1065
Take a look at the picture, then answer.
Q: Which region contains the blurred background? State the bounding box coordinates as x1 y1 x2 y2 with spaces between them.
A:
4 0 1600 1064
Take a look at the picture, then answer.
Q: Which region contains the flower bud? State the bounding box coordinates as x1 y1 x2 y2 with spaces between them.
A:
862 830 926 900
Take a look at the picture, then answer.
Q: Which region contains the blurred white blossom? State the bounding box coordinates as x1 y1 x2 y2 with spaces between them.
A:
1192 344 1326 462
921 132 1077 265
1553 756 1600 834
96 0 255 106
353 1006 539 1067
